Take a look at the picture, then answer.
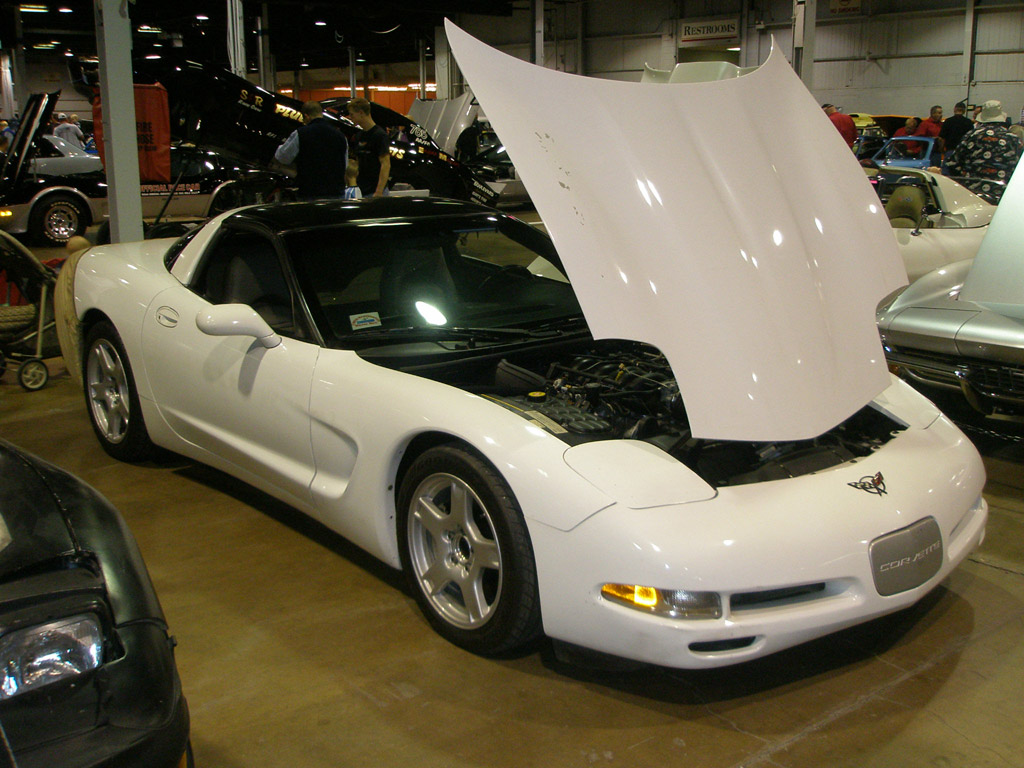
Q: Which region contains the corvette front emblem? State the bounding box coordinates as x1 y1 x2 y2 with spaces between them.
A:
849 472 886 495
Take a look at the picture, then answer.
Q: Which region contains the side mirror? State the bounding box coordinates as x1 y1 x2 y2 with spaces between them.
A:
196 304 282 348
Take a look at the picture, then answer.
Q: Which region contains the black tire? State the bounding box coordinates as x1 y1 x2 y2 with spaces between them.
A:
30 193 88 246
397 444 542 656
82 320 155 461
17 358 48 391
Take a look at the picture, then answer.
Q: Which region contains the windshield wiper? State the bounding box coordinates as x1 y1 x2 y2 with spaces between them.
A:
350 325 563 343
533 315 588 332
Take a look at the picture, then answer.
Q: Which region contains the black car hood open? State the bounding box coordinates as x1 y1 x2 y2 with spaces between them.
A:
0 92 58 198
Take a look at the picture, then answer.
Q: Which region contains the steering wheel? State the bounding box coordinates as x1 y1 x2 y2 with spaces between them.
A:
478 264 533 293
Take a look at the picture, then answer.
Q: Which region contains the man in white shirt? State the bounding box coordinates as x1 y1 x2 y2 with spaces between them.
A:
53 113 86 149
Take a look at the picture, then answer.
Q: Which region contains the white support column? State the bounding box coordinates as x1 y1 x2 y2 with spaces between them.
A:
0 52 16 119
94 0 143 244
434 25 452 99
418 38 427 100
792 0 816 90
348 47 357 98
961 0 976 87
577 0 585 75
226 0 246 78
257 4 275 92
11 8 27 114
533 0 545 67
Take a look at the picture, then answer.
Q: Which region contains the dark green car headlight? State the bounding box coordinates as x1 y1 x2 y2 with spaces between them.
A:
0 615 103 700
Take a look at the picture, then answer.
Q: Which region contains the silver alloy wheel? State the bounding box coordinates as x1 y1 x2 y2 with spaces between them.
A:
86 338 131 444
406 472 504 629
44 200 80 242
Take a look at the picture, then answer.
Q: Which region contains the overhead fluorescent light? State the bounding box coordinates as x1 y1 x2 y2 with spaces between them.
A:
19 5 49 13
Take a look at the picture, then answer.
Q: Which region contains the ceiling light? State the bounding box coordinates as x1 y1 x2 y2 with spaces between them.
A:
58 6 72 12
145 54 161 60
32 43 56 49
356 56 366 63
300 59 309 68
137 25 162 33
315 20 326 26
195 14 209 21
64 50 73 56
19 5 49 13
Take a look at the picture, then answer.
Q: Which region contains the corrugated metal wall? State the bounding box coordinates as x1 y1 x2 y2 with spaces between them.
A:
456 1 1022 119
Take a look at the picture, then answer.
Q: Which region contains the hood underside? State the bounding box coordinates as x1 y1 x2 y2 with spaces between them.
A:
446 22 907 441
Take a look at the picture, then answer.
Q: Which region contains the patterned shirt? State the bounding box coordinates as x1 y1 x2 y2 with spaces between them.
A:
942 123 1023 202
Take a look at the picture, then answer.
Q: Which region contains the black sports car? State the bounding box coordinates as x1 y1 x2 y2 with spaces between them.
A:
127 57 498 206
0 438 190 768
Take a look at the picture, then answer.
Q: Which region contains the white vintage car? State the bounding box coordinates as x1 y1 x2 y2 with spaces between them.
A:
872 166 995 282
66 26 987 669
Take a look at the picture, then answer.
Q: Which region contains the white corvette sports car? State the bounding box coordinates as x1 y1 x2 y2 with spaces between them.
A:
67 28 987 669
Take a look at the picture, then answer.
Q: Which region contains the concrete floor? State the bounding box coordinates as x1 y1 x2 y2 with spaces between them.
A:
3 354 1024 767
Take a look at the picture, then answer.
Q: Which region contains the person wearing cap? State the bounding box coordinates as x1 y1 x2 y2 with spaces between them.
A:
821 103 857 148
53 111 86 148
937 100 1022 203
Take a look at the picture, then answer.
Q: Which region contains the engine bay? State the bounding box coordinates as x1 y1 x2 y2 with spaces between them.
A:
473 341 906 488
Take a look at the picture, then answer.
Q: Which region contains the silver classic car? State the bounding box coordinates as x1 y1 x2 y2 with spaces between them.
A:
878 161 1024 420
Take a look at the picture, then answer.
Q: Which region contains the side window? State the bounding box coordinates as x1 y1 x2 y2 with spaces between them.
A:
196 230 305 339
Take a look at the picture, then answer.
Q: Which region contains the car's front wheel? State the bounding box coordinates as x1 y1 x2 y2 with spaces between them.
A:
30 193 88 246
83 321 154 461
397 444 542 656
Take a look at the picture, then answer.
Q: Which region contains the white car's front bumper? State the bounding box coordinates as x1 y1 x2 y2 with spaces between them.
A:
530 413 987 669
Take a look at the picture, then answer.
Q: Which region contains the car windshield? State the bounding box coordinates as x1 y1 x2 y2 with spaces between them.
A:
882 137 928 161
285 213 584 347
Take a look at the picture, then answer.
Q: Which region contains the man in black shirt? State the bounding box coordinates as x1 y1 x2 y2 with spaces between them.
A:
939 102 974 153
274 101 347 199
346 98 391 197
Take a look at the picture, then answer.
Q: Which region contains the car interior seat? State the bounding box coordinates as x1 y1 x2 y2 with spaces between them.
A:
209 233 295 333
884 185 933 229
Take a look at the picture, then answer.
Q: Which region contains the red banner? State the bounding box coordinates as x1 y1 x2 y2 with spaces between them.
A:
92 82 171 183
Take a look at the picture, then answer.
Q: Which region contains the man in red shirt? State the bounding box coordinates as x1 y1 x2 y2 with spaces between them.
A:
822 103 857 148
914 105 943 139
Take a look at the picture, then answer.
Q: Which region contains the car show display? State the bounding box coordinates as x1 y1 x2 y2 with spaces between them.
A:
56 26 989 671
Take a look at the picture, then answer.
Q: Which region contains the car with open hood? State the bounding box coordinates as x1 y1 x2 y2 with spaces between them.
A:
62 26 987 670
0 438 190 767
878 161 1024 422
0 92 286 246
123 56 498 208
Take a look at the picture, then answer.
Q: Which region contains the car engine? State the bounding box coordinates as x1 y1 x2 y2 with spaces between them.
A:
488 342 906 488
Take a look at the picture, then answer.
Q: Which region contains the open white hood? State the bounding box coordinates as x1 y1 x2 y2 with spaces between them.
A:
961 161 1024 318
446 21 907 442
